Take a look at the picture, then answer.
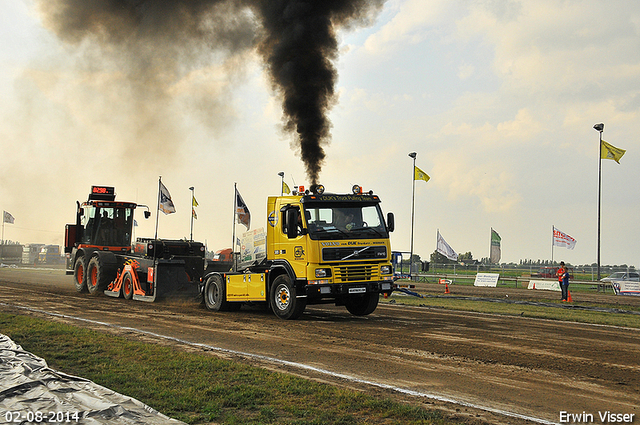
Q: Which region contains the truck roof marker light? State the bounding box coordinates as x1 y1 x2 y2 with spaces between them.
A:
352 185 362 195
299 185 305 193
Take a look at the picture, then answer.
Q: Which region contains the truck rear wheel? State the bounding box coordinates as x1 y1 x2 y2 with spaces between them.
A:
270 275 306 320
345 293 379 316
86 255 112 295
203 274 239 311
203 275 225 311
73 257 87 293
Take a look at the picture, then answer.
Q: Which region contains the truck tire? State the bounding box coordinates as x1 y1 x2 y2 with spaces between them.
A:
345 293 379 316
203 274 238 311
86 255 113 295
122 271 134 300
73 256 88 293
270 274 306 320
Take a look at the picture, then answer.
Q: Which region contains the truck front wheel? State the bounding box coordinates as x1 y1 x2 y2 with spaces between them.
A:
345 293 379 316
270 275 306 320
73 257 87 293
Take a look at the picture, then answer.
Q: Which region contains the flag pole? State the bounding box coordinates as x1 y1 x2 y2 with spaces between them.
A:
594 123 604 281
189 186 195 242
232 182 237 271
551 225 554 264
154 176 161 241
278 172 285 195
408 152 417 278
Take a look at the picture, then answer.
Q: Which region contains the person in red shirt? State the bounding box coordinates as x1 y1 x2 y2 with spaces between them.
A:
557 261 569 301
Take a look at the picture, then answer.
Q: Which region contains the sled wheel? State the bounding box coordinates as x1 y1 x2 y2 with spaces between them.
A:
122 271 134 300
86 255 111 295
73 257 87 293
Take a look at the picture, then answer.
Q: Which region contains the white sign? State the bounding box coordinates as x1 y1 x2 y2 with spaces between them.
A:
474 273 500 287
612 280 640 296
528 280 561 291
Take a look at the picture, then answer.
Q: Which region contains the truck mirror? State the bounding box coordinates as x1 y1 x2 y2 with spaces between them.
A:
144 211 151 219
286 208 298 239
387 212 395 232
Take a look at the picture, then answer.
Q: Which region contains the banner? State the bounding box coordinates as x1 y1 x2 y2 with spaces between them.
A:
239 227 266 265
414 166 430 182
553 226 576 250
235 189 251 230
282 181 291 194
601 140 626 164
158 181 176 215
437 230 458 261
192 196 199 207
490 228 501 264
3 211 15 224
612 280 640 296
528 280 561 291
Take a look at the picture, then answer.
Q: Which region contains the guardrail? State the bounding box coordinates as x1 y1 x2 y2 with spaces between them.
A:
404 273 614 293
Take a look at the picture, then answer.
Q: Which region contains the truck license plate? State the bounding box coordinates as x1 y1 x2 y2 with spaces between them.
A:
348 287 366 294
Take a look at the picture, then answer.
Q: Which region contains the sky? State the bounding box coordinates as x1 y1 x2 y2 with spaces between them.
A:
1 0 639 268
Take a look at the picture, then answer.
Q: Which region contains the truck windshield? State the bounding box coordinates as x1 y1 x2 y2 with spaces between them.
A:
303 203 388 240
81 205 134 246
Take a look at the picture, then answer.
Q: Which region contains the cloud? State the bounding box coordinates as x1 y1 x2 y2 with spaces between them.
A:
363 0 450 55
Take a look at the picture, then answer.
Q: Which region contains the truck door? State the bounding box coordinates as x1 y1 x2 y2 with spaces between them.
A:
277 205 308 279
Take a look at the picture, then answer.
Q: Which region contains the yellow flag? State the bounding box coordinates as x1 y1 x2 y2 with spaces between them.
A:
192 196 199 207
414 166 430 182
601 140 626 164
282 181 291 194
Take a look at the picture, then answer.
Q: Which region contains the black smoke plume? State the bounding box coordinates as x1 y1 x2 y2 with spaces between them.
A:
36 0 384 184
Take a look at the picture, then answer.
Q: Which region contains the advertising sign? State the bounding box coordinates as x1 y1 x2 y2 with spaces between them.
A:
474 273 500 287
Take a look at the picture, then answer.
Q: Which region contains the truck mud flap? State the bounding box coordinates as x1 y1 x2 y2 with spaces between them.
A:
140 262 200 302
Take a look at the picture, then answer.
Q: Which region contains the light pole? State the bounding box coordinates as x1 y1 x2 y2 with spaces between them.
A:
278 172 285 195
408 152 417 277
189 186 195 242
593 123 604 281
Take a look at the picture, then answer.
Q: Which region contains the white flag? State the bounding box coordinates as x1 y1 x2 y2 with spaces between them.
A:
437 230 458 261
553 226 576 250
3 211 15 224
159 181 176 215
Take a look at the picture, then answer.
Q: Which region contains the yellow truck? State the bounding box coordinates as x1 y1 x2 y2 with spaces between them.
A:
200 184 395 319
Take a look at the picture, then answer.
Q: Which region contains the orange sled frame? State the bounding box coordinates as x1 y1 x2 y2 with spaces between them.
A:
105 263 157 302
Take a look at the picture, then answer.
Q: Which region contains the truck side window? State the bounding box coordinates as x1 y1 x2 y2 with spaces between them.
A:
281 206 303 238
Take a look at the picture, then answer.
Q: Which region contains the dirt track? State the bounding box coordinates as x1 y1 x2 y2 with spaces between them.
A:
0 266 638 425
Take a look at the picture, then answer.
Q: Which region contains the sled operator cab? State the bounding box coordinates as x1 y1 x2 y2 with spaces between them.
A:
65 186 150 257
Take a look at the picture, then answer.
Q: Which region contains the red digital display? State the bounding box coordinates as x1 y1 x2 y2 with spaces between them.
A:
92 186 114 195
89 186 116 201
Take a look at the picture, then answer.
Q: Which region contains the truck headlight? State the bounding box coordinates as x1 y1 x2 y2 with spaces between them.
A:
315 268 332 278
381 265 392 275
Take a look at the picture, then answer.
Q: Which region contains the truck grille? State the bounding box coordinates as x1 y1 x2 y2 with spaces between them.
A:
334 265 376 282
322 246 387 261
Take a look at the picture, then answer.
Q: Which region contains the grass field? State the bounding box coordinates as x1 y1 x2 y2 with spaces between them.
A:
1 313 453 425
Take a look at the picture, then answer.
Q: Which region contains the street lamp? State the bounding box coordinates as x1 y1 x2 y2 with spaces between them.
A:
189 186 195 242
408 152 417 278
594 123 604 281
278 172 285 195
